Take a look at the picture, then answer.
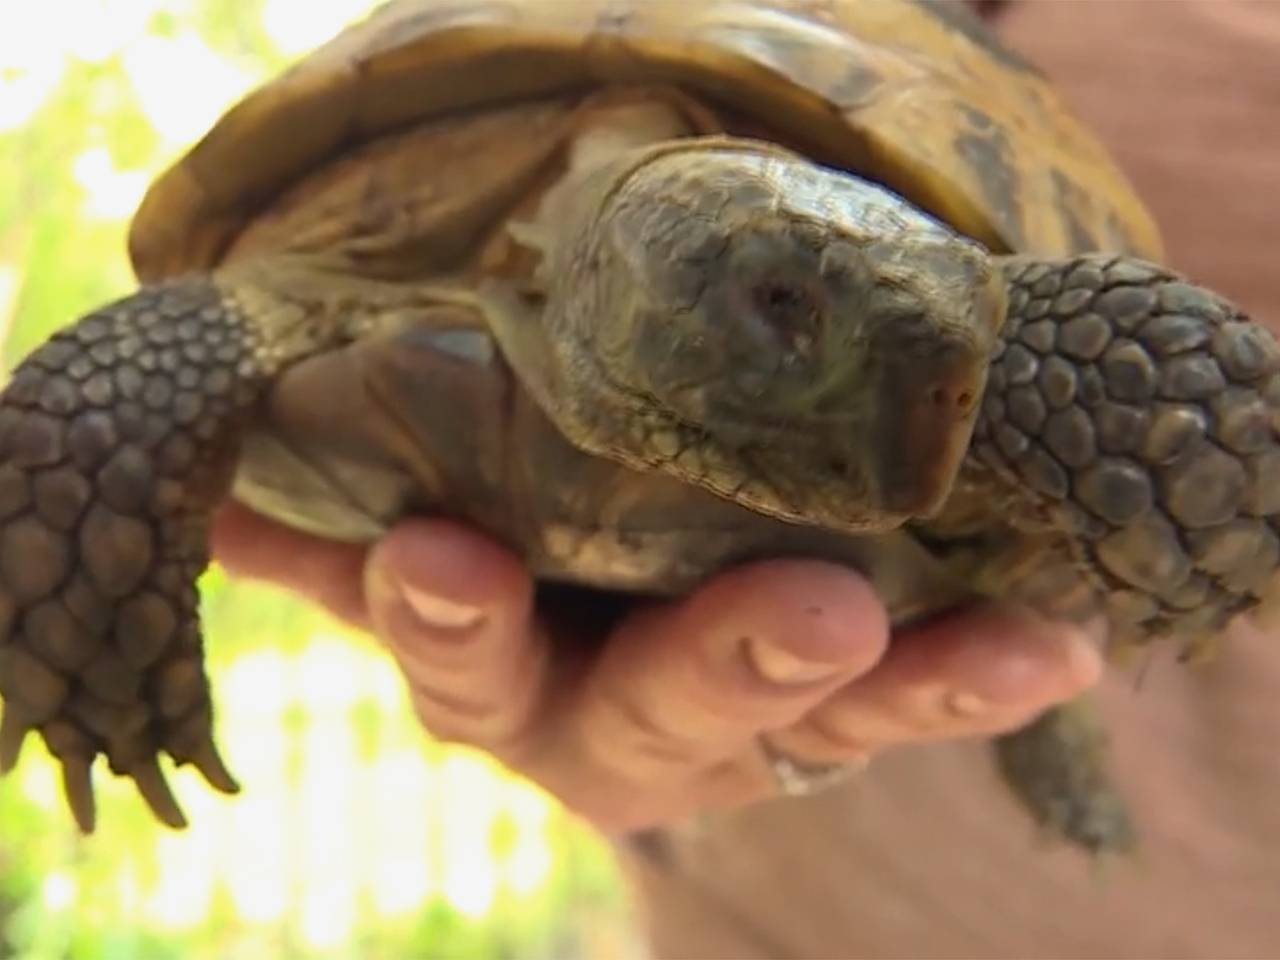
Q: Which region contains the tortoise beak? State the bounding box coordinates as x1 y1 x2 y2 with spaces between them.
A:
870 333 988 517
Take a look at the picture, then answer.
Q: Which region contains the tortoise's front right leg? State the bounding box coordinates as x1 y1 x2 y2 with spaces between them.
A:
950 254 1280 855
0 265 352 831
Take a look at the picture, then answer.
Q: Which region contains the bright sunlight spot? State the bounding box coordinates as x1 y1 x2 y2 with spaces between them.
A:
58 0 162 64
0 59 64 133
123 31 257 147
368 749 436 917
146 826 218 930
5 634 601 949
0 1 64 131
0 0 158 131
262 0 382 56
41 871 77 912
72 147 151 220
0 265 17 339
18 745 58 808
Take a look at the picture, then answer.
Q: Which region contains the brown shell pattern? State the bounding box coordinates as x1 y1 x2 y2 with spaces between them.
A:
128 0 1161 283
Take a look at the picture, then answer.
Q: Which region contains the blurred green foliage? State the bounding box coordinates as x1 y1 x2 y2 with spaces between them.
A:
0 3 629 957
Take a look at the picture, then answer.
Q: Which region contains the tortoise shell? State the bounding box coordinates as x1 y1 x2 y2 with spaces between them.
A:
127 0 1162 283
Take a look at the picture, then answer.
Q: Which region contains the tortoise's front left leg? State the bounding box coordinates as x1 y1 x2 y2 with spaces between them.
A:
0 261 365 831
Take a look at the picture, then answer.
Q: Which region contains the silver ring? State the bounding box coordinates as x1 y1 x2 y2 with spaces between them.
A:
758 736 868 797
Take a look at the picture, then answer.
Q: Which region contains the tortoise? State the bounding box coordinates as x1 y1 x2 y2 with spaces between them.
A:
1 0 1277 854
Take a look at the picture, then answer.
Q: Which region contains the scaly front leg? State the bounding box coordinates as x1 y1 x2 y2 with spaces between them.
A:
952 253 1280 853
0 258 381 831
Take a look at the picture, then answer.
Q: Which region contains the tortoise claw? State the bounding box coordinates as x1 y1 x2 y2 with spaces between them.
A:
130 758 188 830
187 735 240 796
0 707 30 774
60 755 97 834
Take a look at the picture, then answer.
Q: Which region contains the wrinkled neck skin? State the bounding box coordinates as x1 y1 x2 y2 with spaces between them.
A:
495 133 1001 537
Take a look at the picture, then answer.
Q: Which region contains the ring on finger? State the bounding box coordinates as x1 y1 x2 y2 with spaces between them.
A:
757 735 869 797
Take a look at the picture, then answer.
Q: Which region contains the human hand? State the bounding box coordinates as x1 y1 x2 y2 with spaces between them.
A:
211 502 1102 833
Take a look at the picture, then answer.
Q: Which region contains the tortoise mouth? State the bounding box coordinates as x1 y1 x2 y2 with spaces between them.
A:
581 378 909 533
866 329 989 518
580 306 989 530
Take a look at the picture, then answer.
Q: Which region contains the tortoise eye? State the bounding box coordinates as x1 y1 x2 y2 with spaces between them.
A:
750 280 820 354
754 281 809 312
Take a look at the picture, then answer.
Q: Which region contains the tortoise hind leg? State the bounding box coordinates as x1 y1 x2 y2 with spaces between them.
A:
945 253 1280 854
0 272 334 831
993 699 1135 855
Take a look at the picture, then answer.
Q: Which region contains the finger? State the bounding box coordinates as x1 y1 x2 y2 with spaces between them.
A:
773 605 1105 764
210 501 371 629
543 560 890 790
364 518 545 751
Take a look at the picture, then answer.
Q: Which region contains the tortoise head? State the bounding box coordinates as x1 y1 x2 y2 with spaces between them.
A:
522 139 1004 532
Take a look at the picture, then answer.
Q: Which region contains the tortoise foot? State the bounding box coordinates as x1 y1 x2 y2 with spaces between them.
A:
0 280 258 831
967 255 1280 853
980 254 1280 648
994 699 1135 856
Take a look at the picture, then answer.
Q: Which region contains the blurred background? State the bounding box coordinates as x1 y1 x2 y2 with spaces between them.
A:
0 2 632 958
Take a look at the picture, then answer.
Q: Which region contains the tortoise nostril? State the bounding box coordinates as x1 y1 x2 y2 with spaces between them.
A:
929 385 976 413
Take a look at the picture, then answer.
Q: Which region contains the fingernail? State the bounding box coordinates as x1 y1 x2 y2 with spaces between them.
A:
1064 621 1106 684
400 583 484 631
944 621 1103 718
744 638 839 685
946 690 989 717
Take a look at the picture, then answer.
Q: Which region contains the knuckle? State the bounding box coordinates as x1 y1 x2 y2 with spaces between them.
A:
406 677 523 749
592 690 709 777
397 630 547 755
793 708 878 760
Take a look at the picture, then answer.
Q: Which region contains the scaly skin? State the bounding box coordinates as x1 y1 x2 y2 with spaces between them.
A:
0 261 385 831
970 254 1280 854
0 279 261 830
994 698 1131 855
1 145 1277 853
973 254 1280 646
